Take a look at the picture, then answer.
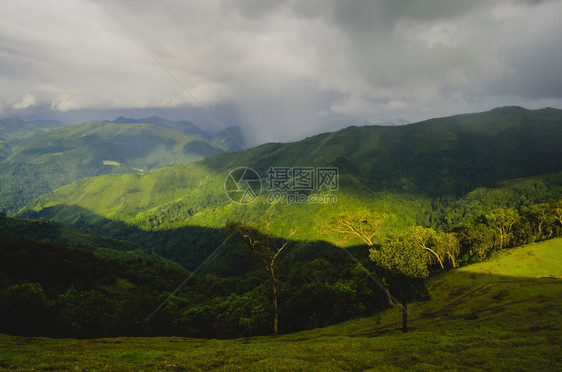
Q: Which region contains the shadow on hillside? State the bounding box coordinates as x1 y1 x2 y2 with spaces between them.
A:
10 207 562 341
19 205 362 276
313 271 561 339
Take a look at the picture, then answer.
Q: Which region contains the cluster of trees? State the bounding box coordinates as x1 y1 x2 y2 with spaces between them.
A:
325 200 562 282
0 237 183 338
454 200 562 263
317 200 561 331
155 256 393 338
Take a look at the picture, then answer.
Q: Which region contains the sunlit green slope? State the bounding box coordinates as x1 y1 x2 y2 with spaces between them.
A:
21 107 562 243
0 120 225 211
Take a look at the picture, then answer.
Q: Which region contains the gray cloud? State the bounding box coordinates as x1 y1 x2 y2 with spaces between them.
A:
1 0 561 143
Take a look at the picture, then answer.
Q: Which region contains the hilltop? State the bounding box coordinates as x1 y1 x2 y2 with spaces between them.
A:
0 118 65 143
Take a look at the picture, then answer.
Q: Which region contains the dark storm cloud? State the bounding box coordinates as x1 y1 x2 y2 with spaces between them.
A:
1 0 561 142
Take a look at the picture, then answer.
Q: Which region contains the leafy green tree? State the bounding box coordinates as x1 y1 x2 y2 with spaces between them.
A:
477 208 519 249
371 236 431 279
0 282 49 336
370 226 457 332
517 204 555 244
551 200 562 236
371 226 459 279
180 304 216 338
453 222 495 261
55 287 117 338
215 291 270 337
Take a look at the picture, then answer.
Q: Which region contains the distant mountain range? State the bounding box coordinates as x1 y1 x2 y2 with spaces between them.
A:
0 116 248 211
108 116 246 152
0 118 66 143
110 116 210 139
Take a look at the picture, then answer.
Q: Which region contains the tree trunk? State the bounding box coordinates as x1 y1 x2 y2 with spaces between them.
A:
385 288 393 305
499 227 504 249
422 246 444 269
402 302 407 333
382 277 393 305
446 251 457 268
271 268 279 337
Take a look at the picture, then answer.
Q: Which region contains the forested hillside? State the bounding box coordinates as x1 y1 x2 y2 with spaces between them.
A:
0 118 65 142
0 216 182 267
0 119 233 211
0 236 187 338
19 107 562 268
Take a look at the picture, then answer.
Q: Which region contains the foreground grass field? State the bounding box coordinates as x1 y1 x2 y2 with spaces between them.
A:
1 239 561 371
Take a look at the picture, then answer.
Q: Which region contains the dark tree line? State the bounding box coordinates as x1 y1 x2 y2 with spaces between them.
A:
0 236 392 339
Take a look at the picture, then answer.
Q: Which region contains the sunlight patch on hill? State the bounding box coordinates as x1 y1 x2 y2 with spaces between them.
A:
459 238 562 278
102 160 121 166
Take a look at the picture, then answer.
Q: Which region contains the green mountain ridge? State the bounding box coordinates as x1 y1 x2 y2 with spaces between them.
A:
110 115 209 139
210 126 248 152
109 116 247 152
18 106 562 266
0 120 231 211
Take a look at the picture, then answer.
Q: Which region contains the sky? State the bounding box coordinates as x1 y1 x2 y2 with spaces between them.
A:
1 0 562 144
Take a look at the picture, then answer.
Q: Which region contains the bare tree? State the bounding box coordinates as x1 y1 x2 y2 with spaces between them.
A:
320 212 394 303
227 220 297 336
320 212 387 247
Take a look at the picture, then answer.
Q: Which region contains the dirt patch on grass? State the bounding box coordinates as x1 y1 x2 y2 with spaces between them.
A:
94 337 148 344
445 287 468 298
436 279 527 315
439 283 498 314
